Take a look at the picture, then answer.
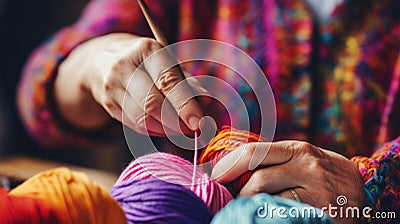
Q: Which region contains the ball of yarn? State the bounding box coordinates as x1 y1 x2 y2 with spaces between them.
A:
111 178 213 224
212 193 334 224
117 152 233 214
9 167 126 224
200 125 266 195
0 187 60 224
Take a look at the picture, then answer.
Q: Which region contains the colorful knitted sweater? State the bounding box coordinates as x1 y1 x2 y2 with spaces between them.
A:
17 0 399 222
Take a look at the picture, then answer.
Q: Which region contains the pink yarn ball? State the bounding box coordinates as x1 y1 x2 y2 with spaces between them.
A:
116 152 233 214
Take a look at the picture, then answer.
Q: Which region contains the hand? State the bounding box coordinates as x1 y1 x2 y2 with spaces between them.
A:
55 33 207 136
211 141 365 223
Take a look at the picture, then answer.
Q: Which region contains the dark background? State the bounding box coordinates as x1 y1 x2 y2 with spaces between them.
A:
0 0 133 172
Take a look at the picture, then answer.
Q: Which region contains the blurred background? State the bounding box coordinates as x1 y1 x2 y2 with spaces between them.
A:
0 0 131 188
0 0 87 155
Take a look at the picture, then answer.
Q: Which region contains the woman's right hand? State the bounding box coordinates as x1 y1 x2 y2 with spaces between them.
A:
55 33 206 136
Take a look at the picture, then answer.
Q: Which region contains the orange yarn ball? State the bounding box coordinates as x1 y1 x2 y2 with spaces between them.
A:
200 126 267 196
0 187 60 224
10 167 126 224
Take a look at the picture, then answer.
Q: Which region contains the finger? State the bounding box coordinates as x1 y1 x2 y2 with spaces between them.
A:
211 141 295 183
98 94 160 136
101 70 176 136
103 102 163 136
275 189 300 202
138 39 204 131
275 188 312 205
125 67 192 135
96 72 171 136
122 111 165 136
122 95 169 136
237 165 298 197
96 82 125 123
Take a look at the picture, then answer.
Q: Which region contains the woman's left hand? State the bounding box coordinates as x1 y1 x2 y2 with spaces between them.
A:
211 141 365 221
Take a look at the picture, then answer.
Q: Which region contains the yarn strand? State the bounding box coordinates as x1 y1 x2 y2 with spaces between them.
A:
191 130 198 191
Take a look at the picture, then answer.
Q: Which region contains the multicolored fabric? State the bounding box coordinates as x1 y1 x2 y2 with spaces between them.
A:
352 137 400 223
17 0 400 220
317 1 400 156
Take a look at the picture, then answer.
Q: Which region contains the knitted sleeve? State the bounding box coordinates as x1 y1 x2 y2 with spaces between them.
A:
351 137 400 223
17 0 177 148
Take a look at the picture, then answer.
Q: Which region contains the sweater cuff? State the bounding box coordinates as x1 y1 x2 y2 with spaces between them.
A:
350 136 400 222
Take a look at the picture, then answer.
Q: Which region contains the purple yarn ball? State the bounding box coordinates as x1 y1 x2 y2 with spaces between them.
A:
116 152 233 214
111 178 213 224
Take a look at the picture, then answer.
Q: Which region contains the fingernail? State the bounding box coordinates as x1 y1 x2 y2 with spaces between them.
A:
188 116 200 130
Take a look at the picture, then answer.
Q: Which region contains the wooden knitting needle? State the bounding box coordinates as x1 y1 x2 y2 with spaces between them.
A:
137 0 169 46
137 0 201 175
137 0 201 89
137 0 205 159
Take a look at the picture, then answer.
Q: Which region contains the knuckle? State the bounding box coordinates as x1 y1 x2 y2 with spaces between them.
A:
243 143 257 160
137 37 161 54
278 141 297 161
291 140 314 155
102 99 118 119
144 93 162 115
108 56 134 86
102 96 114 108
110 57 126 72
285 141 300 153
135 114 147 129
135 112 153 129
297 141 312 151
103 82 113 94
155 70 181 93
102 74 119 94
134 113 158 132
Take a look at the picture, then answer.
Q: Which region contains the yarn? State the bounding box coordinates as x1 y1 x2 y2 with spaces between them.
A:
111 178 213 224
199 125 266 195
117 152 233 214
211 193 334 224
9 167 126 224
192 130 199 190
0 187 60 224
351 136 400 219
